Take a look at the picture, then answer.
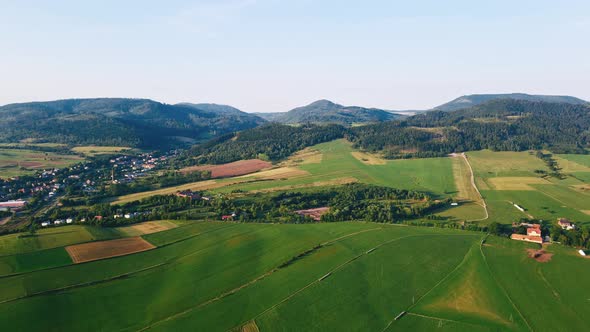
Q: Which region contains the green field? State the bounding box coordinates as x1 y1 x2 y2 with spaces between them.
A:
0 221 587 331
0 148 84 178
465 150 590 225
71 145 132 156
211 139 456 197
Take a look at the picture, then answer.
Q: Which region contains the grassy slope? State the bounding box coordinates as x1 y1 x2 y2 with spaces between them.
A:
216 139 456 197
0 225 121 256
483 236 590 331
0 148 84 178
0 222 587 331
467 150 590 225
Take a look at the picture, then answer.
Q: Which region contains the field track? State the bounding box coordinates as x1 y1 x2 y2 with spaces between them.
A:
66 237 155 263
461 153 488 221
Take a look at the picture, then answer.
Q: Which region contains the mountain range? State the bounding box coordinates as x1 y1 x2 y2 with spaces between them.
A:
0 99 264 148
256 99 403 125
432 93 588 112
0 93 587 149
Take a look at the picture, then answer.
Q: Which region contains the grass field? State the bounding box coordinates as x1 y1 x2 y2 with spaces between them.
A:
110 139 457 204
216 140 457 197
71 146 132 156
0 221 587 331
466 150 590 225
0 148 84 178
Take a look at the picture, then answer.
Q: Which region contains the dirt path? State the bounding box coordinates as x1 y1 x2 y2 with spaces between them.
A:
460 153 489 221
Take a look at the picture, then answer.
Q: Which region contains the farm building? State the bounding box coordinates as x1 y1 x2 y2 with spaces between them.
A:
175 190 201 200
295 207 330 221
558 218 576 230
527 225 542 237
0 200 27 210
510 234 543 245
579 250 587 257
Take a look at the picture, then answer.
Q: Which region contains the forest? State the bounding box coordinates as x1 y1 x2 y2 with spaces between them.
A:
188 99 590 163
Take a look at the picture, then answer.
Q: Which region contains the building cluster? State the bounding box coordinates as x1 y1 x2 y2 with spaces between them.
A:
511 218 577 245
109 153 170 184
511 223 543 244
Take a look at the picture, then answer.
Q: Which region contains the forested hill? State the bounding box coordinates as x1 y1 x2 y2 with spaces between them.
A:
0 98 266 148
433 93 588 112
258 99 403 125
352 99 590 157
181 123 348 165
186 99 590 164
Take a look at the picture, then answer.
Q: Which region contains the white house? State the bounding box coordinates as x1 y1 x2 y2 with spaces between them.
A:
54 219 64 225
580 250 587 257
41 222 50 227
124 213 132 219
66 218 73 224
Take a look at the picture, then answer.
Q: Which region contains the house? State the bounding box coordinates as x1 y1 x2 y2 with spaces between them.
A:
175 190 201 200
124 213 132 219
558 218 576 230
54 219 64 225
511 223 543 244
510 234 543 244
94 215 103 221
221 214 236 221
527 224 542 237
41 222 50 227
579 249 587 257
66 218 73 224
451 202 459 206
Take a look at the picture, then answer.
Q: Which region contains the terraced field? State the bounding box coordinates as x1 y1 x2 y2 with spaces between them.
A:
0 221 587 331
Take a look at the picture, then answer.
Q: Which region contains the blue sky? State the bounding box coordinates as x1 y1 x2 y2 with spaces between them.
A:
1 0 589 112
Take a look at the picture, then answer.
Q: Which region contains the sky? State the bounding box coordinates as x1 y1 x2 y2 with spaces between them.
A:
1 0 589 113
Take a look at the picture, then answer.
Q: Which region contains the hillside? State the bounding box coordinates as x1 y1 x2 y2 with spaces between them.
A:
190 99 590 163
263 99 403 125
434 93 588 112
0 98 266 148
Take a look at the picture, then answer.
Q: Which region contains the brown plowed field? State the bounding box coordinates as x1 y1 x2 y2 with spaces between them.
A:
181 159 272 178
65 237 155 263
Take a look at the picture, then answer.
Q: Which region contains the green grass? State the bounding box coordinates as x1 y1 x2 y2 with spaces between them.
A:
0 247 72 276
71 145 132 156
483 236 590 331
0 225 122 256
411 242 525 330
466 150 548 179
0 148 84 178
0 222 587 331
217 140 456 198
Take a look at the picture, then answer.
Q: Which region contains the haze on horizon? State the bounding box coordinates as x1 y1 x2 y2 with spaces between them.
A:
1 0 589 113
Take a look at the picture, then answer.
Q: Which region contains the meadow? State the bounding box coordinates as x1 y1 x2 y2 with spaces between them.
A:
71 145 132 156
0 148 84 178
0 221 587 331
466 150 590 225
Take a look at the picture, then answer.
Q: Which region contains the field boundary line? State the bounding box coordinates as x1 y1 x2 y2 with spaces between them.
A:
0 262 168 305
461 153 488 221
0 225 257 305
231 233 481 332
135 227 382 332
479 236 534 332
406 312 479 325
381 235 482 331
0 223 238 280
